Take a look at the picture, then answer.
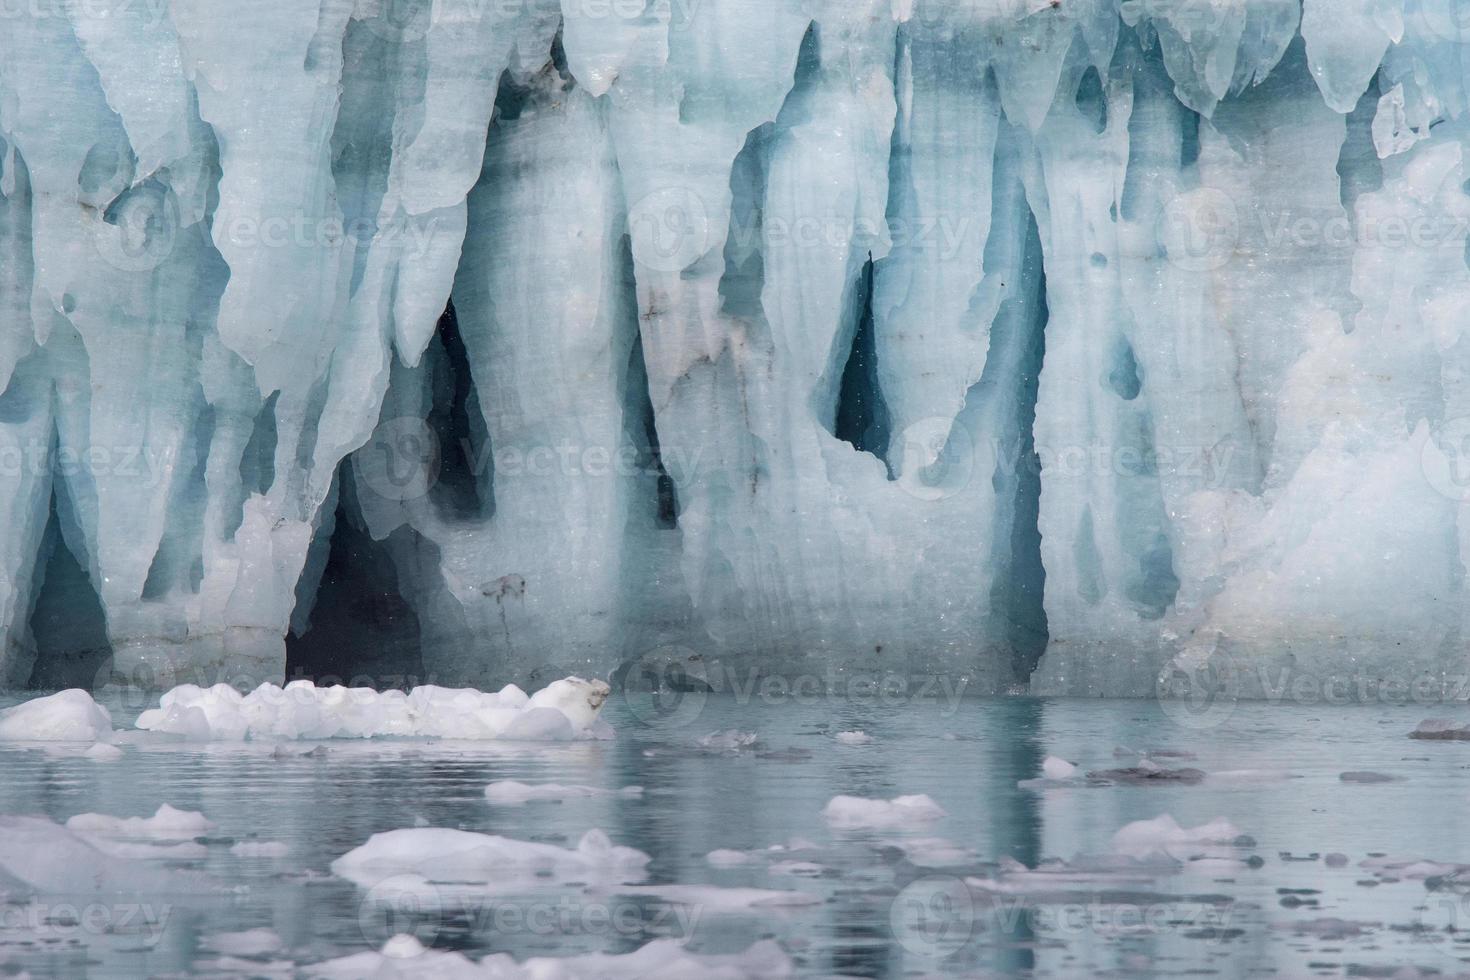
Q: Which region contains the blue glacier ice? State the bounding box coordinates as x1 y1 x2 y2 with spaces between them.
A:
1 0 1469 698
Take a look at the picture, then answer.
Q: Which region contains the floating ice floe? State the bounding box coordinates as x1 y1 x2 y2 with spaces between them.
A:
1409 719 1470 740
83 742 124 762
891 837 980 868
1359 855 1466 880
822 794 947 830
62 805 216 861
704 838 821 869
331 828 650 892
134 677 613 741
1042 756 1078 780
484 780 644 805
834 731 873 746
1019 756 1082 788
1087 759 1206 785
0 689 114 742
65 803 216 840
0 816 214 893
1110 814 1244 863
307 935 792 979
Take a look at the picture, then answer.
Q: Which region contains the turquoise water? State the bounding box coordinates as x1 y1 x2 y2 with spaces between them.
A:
2 691 1469 977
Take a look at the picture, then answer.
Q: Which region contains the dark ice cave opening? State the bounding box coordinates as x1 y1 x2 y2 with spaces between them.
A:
26 490 110 691
833 257 894 469
285 476 426 689
426 300 492 522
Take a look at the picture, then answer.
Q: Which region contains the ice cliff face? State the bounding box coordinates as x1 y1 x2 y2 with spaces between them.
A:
1 0 1468 697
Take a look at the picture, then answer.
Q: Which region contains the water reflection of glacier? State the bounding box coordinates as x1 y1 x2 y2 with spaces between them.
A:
1 692 1466 977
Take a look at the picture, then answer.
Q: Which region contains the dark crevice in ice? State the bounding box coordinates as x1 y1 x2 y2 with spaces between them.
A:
623 239 680 528
1106 337 1143 401
718 122 774 324
1338 75 1384 215
427 299 492 522
143 386 213 600
285 470 425 689
26 488 110 690
1116 406 1181 621
1075 66 1108 135
832 257 893 469
1179 106 1201 169
982 199 1050 683
238 390 279 499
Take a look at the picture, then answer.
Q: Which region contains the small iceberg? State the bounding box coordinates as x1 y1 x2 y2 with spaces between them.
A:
134 676 612 741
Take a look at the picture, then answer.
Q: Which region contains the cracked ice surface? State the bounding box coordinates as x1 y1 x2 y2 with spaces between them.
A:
1 1 1469 698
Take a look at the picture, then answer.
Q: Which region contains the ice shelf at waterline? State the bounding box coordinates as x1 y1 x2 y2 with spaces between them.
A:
0 677 613 741
1 1 1469 697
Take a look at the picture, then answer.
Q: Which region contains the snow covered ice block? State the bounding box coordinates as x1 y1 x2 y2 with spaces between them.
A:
65 804 215 840
307 935 793 979
133 676 612 741
0 816 215 894
330 827 650 891
0 690 113 742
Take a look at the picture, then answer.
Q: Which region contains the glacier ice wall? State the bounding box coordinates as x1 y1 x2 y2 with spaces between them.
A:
2 0 1470 697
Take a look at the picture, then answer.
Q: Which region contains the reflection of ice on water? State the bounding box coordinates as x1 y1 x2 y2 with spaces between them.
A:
0 693 1464 977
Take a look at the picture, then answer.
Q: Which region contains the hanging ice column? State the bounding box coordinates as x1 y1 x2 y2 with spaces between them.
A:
345 57 654 689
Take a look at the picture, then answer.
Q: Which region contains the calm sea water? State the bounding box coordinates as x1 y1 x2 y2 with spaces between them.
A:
1 690 1468 977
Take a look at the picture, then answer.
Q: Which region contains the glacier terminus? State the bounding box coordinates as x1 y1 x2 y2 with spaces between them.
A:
0 0 1468 700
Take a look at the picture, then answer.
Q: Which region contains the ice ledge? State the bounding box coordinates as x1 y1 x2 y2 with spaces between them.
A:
131 676 613 742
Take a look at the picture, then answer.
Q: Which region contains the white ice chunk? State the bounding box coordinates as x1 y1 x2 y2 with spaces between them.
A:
201 928 284 957
0 816 211 893
1042 756 1078 780
0 690 113 742
822 794 947 830
134 677 610 742
83 742 124 762
65 804 215 840
330 828 650 891
308 936 793 979
1109 814 1244 861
